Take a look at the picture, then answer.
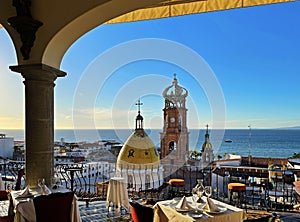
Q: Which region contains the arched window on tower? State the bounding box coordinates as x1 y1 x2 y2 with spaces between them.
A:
168 141 177 154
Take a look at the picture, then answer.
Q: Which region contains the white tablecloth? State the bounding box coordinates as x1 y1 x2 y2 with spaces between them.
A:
106 177 129 211
0 174 4 190
154 196 246 222
9 187 82 222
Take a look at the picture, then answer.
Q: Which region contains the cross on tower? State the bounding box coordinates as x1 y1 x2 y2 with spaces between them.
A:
135 98 143 114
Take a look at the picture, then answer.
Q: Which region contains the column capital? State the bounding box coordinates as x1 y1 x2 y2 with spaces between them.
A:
9 63 67 82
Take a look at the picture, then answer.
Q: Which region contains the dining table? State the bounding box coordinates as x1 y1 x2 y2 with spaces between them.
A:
8 186 82 222
153 196 246 222
106 177 130 213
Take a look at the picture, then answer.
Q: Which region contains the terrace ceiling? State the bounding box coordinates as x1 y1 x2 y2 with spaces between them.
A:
0 0 296 68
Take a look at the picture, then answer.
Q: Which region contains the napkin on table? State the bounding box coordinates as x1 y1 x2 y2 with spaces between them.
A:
204 197 221 212
153 203 195 222
175 196 192 211
41 184 52 195
17 185 33 198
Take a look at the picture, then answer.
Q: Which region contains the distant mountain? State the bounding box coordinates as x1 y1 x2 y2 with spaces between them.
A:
275 126 300 130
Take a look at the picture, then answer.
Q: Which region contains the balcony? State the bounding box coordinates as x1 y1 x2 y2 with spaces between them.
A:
1 161 300 213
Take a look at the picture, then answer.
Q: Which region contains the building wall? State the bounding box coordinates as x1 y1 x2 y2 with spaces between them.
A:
0 137 14 159
116 166 164 191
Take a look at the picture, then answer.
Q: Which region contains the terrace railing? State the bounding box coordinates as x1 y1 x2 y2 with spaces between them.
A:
1 160 299 213
0 160 25 190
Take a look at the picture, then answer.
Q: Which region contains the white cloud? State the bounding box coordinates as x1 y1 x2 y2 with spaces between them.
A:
0 117 23 129
71 107 137 129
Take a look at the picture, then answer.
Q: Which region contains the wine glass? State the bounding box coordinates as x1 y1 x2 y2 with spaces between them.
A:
191 188 199 213
51 177 60 189
37 178 45 188
197 184 205 201
204 186 212 198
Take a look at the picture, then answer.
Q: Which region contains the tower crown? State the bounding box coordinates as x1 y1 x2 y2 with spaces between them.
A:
163 73 188 108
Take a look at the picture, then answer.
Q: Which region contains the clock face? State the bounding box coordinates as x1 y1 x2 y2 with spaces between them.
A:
170 117 175 123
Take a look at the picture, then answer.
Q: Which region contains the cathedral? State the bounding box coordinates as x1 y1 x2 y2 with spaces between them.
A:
115 74 215 190
200 124 215 168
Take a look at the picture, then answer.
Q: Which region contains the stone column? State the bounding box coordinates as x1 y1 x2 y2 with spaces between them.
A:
10 64 66 188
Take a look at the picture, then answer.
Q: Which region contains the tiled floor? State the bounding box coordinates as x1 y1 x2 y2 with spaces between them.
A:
274 212 300 222
0 200 10 217
2 199 300 221
78 201 132 222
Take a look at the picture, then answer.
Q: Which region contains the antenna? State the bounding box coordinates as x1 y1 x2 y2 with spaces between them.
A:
248 125 252 156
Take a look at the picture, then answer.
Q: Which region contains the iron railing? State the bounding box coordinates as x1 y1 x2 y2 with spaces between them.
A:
1 160 300 213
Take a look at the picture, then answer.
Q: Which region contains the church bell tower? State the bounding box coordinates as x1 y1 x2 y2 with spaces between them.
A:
201 124 214 168
160 74 189 166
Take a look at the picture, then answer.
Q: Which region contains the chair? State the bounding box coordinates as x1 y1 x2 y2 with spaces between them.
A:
293 181 300 211
96 180 109 196
228 183 246 207
33 191 74 222
129 201 154 222
168 179 185 198
1 168 25 192
14 168 25 191
0 216 13 222
0 168 25 208
0 168 25 221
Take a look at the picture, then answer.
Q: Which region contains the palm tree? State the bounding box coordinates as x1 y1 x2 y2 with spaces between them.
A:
189 150 200 160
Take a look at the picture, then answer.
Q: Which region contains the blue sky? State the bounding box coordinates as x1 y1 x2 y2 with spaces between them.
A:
1 2 300 130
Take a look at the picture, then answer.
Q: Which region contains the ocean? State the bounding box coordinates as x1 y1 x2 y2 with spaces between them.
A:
2 129 300 159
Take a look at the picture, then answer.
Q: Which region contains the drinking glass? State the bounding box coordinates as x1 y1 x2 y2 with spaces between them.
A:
37 178 45 188
204 186 212 197
51 177 60 189
197 184 204 200
191 188 199 213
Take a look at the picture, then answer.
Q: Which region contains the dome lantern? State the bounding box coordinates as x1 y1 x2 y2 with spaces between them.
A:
135 99 143 130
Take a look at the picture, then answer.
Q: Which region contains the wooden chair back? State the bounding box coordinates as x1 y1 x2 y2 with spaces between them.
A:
33 191 74 222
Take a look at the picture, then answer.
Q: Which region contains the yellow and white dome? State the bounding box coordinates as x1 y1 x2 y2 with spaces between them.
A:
117 129 160 169
116 99 160 169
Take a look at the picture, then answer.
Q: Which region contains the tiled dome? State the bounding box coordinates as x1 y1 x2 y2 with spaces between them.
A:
116 99 160 169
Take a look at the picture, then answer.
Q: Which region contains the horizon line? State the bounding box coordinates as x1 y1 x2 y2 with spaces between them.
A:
1 127 299 131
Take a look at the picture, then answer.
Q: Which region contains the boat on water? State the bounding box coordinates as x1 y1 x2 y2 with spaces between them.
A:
224 139 233 143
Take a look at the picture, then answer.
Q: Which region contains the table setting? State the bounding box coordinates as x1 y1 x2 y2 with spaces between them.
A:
9 178 82 222
153 190 245 222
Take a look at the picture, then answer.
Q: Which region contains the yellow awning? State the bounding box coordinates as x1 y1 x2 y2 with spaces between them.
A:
106 0 295 24
0 0 295 28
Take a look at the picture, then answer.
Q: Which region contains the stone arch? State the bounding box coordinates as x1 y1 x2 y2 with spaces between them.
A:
42 0 161 69
0 0 162 68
